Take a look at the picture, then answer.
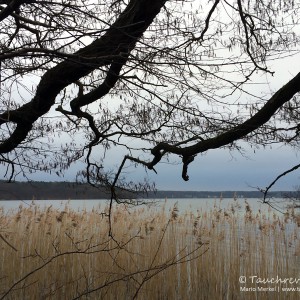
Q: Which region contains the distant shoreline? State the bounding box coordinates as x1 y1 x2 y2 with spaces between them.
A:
0 181 293 200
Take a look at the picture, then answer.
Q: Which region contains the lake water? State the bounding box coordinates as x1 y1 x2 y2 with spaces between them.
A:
0 197 298 215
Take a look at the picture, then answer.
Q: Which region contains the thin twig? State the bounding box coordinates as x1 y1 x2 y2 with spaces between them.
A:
0 233 18 252
263 163 300 201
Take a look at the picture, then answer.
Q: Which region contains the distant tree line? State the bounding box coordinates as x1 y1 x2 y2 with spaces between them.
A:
0 181 288 200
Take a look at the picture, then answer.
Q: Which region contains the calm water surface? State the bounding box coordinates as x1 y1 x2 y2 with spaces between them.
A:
0 197 297 215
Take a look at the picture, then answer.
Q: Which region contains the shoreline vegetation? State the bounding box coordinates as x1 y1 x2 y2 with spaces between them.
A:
0 181 290 200
0 199 299 299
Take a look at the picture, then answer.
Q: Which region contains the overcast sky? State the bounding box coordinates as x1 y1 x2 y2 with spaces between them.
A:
94 53 300 191
144 146 300 191
1 16 299 192
27 142 300 192
11 51 300 192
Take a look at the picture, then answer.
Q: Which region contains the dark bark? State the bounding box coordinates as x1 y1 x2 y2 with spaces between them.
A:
0 0 35 22
0 0 167 153
150 72 300 167
0 0 299 186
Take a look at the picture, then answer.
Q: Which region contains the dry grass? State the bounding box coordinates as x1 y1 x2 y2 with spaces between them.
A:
0 199 299 299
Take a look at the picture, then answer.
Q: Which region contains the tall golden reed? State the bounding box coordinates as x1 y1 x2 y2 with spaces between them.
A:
0 199 299 299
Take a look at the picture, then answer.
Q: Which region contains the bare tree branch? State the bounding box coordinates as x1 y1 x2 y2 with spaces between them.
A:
148 72 300 172
263 163 300 201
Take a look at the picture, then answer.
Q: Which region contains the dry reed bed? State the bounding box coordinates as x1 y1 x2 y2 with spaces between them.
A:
0 199 299 299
